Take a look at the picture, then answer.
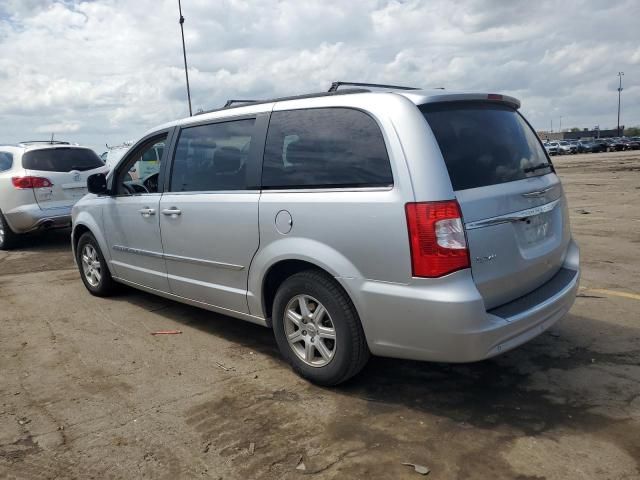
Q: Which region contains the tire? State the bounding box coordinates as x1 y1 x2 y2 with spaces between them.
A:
0 212 20 250
272 270 369 386
76 232 116 297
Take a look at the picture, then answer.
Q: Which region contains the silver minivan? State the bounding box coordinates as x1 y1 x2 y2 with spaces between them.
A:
72 83 580 385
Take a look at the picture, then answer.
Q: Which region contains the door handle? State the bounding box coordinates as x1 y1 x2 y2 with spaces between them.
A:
139 207 156 217
162 207 182 217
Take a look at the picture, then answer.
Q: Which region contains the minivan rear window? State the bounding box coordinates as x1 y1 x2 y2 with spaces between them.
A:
420 102 552 191
22 148 104 172
262 108 393 189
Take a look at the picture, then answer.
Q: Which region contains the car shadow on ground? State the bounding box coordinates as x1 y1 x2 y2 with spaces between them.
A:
0 228 74 275
9 227 71 251
110 287 640 447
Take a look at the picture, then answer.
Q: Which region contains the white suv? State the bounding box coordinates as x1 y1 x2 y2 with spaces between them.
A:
0 141 107 249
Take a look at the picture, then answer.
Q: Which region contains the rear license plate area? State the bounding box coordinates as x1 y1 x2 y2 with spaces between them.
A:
522 212 551 244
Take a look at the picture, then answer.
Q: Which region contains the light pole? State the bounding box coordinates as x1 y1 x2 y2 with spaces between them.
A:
559 116 562 133
617 72 624 137
178 0 193 116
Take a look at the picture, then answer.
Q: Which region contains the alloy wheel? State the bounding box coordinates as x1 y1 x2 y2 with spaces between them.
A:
284 294 337 367
81 244 102 287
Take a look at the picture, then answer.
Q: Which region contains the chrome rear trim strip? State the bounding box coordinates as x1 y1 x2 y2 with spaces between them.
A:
465 198 560 230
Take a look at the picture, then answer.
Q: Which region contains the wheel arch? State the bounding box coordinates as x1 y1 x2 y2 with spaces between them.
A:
248 238 364 327
72 214 112 273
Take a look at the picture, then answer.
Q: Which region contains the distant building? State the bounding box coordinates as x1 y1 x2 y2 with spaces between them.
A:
537 127 623 141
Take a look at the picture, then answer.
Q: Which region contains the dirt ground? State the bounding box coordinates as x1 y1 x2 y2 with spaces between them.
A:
1 151 639 480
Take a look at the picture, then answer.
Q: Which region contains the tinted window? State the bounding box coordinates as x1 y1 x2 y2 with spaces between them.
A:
170 119 255 192
22 147 103 172
262 108 392 189
0 151 12 171
420 102 552 191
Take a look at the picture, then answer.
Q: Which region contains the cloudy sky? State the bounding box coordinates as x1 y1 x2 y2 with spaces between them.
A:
1 0 638 152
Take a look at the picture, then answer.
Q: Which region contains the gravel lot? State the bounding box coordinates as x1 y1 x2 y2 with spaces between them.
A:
1 151 639 479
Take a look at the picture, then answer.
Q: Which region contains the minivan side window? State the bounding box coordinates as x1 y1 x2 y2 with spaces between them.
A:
169 119 255 192
0 151 12 172
262 108 393 189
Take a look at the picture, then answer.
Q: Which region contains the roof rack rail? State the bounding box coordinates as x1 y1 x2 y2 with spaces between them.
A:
194 88 369 117
19 140 71 145
223 99 259 108
328 81 420 92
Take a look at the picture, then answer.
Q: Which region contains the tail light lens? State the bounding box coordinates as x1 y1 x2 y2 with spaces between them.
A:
12 176 53 189
405 200 470 278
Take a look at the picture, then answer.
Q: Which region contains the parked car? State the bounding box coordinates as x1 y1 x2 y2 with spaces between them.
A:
575 140 593 153
72 84 580 385
0 141 107 249
604 138 626 151
567 140 579 154
546 142 559 155
591 139 609 153
557 141 572 155
620 138 640 150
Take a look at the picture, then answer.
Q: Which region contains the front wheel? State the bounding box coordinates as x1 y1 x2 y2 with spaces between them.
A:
77 232 116 296
272 270 369 386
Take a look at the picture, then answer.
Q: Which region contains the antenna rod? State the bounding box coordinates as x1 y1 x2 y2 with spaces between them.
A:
178 0 193 116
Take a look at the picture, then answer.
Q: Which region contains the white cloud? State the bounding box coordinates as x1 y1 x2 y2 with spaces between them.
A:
0 0 638 152
36 121 81 133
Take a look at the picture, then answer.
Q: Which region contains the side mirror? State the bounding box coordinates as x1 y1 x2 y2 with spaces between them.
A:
87 173 108 195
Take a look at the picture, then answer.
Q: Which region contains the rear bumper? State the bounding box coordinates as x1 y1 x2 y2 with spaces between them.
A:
4 204 72 234
343 239 580 363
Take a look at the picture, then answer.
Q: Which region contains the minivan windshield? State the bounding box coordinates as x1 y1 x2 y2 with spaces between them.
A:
420 102 552 191
23 147 104 172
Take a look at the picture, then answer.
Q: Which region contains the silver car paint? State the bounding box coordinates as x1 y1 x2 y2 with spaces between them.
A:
72 89 580 363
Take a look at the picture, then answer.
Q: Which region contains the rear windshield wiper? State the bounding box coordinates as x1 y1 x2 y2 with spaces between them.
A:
524 162 552 173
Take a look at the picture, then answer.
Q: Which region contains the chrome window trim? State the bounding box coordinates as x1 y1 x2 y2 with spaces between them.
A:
260 186 394 194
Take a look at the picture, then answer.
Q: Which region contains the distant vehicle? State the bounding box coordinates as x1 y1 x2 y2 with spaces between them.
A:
620 138 640 150
567 141 579 154
575 140 593 153
591 139 608 153
0 141 107 249
72 83 580 385
603 138 626 152
546 142 559 155
102 143 132 171
557 141 572 155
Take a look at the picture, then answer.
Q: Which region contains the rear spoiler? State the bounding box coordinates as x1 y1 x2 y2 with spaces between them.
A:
400 92 521 110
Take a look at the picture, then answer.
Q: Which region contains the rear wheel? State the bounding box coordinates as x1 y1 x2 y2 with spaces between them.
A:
0 212 20 250
77 232 116 296
272 270 369 386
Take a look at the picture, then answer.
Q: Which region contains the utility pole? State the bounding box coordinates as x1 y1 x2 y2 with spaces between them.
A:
178 0 193 116
617 72 624 137
550 119 553 133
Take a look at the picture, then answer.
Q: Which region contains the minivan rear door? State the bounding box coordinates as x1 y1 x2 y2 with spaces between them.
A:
420 101 571 309
22 147 106 210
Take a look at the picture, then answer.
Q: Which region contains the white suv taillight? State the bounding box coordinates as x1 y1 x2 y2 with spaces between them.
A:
11 176 53 189
405 200 470 278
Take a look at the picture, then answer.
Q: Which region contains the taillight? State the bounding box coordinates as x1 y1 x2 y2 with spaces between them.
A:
405 200 470 278
12 176 53 189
